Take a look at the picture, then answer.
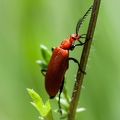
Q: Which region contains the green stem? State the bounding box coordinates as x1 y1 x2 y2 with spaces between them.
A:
67 0 101 120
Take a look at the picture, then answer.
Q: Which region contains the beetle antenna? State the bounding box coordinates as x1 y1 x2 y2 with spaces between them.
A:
76 5 93 34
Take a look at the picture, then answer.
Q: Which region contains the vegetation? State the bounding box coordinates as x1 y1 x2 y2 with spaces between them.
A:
0 0 120 120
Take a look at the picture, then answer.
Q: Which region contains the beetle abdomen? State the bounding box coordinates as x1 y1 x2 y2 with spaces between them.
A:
45 46 69 98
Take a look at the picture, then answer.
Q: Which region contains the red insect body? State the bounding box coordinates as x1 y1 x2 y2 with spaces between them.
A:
45 46 69 97
45 34 80 98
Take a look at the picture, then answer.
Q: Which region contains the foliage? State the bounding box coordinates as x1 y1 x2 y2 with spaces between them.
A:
0 0 120 120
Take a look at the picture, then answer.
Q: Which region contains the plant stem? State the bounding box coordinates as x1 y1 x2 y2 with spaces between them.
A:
67 0 101 120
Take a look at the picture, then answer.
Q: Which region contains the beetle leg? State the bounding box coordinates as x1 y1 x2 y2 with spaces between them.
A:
41 68 47 76
81 34 86 38
75 40 86 46
58 77 65 115
75 39 88 46
75 37 91 46
69 57 86 74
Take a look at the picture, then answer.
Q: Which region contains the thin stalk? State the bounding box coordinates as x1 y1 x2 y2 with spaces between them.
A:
68 0 101 120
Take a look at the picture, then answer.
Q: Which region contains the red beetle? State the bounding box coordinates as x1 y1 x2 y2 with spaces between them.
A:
42 6 92 113
45 34 83 98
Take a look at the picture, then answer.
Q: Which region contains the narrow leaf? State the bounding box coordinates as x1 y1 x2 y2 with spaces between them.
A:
27 88 54 120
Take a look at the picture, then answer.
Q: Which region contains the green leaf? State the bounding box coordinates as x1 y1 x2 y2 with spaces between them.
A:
76 107 86 113
27 88 54 120
36 60 48 69
40 44 51 64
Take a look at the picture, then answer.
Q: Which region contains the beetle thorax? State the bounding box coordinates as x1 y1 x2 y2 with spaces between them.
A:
60 34 80 50
60 38 72 50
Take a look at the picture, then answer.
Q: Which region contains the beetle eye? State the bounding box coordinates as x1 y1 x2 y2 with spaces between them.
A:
72 37 76 40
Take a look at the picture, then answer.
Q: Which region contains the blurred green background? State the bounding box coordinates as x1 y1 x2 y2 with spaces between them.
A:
0 0 120 120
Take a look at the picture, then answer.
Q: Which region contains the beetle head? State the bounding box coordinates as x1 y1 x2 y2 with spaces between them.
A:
70 34 81 42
